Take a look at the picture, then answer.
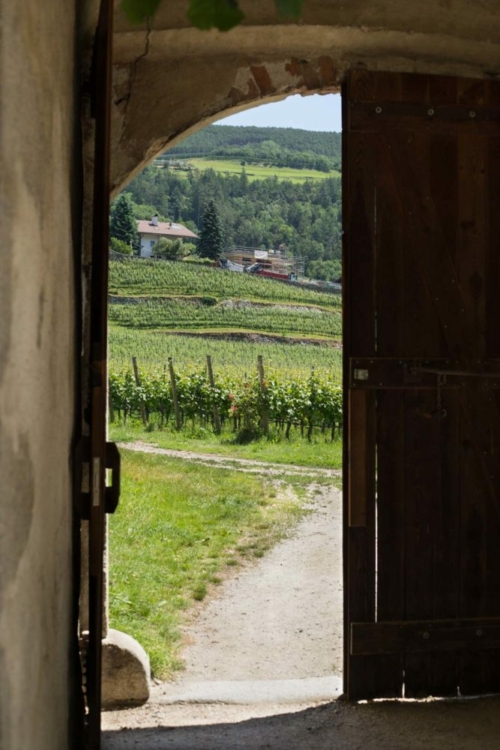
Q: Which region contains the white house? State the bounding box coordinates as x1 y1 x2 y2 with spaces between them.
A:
137 215 199 257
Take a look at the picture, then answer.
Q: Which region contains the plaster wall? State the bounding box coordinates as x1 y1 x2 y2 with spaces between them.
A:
110 0 500 193
0 0 83 748
140 235 158 257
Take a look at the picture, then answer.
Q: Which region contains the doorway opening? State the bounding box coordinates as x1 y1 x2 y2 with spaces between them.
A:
103 92 345 720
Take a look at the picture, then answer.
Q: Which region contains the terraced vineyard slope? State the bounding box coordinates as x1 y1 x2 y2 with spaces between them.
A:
109 258 342 379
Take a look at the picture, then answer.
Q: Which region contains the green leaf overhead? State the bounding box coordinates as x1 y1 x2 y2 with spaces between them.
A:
187 0 245 31
121 0 304 29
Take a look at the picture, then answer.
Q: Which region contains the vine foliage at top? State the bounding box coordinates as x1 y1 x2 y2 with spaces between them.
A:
121 0 304 31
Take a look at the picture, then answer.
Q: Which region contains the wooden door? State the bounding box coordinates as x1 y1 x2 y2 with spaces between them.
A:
343 71 500 700
81 1 118 747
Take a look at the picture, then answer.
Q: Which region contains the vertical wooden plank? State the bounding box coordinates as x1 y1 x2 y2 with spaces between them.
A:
460 386 500 694
348 69 376 101
401 73 430 104
374 78 407 699
382 130 475 357
87 1 114 746
456 109 495 693
459 385 490 694
457 133 487 358
457 78 488 106
479 116 500 691
345 132 377 357
430 389 460 696
374 158 405 355
403 390 435 697
341 80 350 697
485 137 500 357
343 73 379 700
348 390 369 527
429 75 458 106
376 390 405 697
346 388 378 700
377 130 449 358
374 71 402 102
427 100 461 696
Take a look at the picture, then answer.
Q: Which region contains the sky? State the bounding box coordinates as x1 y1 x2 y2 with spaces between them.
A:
219 93 342 132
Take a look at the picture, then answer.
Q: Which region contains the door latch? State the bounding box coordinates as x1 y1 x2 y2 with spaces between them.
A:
74 438 121 519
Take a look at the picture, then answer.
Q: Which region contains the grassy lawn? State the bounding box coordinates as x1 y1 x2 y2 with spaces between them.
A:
110 421 343 470
108 449 306 678
189 158 340 183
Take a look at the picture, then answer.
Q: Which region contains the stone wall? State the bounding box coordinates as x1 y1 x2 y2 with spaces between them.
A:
0 0 84 748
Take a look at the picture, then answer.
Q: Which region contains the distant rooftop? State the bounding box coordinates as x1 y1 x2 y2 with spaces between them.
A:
137 218 198 239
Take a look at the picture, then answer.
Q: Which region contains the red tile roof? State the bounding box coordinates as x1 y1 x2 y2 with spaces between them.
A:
137 220 198 239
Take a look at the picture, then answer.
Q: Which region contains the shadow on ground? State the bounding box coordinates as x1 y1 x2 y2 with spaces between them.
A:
102 694 500 750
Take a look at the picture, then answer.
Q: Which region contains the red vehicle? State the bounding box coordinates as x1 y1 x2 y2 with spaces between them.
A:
246 262 297 281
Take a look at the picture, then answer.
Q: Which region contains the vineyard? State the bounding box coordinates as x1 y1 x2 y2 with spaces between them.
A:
109 330 342 378
109 259 341 309
108 258 343 444
109 298 341 338
110 360 343 441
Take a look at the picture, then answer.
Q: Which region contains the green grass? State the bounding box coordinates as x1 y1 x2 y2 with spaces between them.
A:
188 158 340 183
108 449 306 677
109 328 343 379
109 259 340 309
109 298 342 338
110 421 343 470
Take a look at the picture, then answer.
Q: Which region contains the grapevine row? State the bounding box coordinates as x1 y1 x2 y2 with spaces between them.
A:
109 298 341 338
109 361 343 441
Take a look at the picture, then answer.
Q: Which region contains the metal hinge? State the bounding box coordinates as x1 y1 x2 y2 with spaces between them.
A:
74 438 121 519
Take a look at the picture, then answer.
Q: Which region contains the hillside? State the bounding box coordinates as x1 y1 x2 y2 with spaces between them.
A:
108 258 342 380
165 124 342 166
185 159 338 184
122 166 342 281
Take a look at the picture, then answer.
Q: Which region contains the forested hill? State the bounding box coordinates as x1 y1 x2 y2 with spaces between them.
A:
118 126 343 281
165 125 341 170
123 166 342 281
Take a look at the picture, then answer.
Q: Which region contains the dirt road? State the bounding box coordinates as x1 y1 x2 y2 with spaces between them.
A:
119 441 341 477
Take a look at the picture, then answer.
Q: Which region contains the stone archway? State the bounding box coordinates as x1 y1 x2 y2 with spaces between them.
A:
110 0 500 194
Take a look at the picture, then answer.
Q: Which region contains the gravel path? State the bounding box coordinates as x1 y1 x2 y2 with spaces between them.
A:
163 484 343 686
118 441 341 477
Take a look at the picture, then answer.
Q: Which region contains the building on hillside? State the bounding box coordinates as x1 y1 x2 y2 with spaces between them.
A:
224 246 304 275
137 215 198 257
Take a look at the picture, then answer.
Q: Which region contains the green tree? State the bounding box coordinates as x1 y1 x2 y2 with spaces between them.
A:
153 238 186 260
183 242 197 256
110 194 138 249
109 237 133 256
307 259 342 282
197 200 224 260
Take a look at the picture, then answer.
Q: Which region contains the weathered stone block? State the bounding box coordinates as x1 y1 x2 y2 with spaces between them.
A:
102 629 151 709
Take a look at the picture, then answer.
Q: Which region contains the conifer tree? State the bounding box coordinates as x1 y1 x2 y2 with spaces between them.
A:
197 200 224 260
110 194 138 250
